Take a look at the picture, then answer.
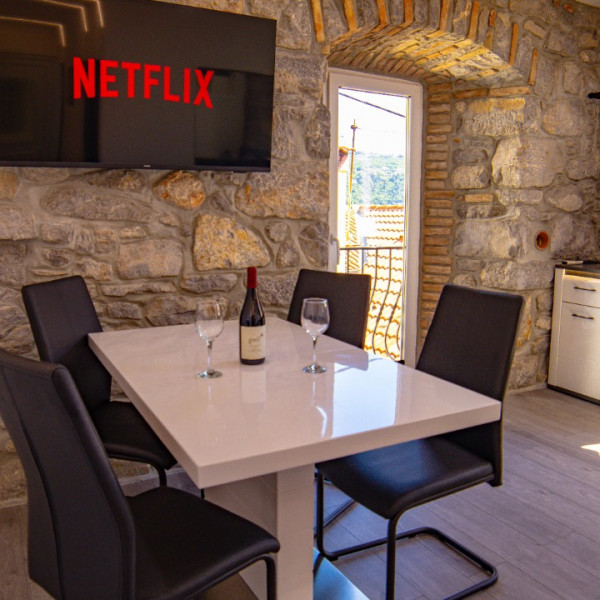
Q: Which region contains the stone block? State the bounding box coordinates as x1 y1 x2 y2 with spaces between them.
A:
153 171 206 209
193 214 269 271
0 289 30 352
566 155 600 181
275 54 326 100
480 260 555 290
453 147 489 165
21 168 69 184
237 162 328 220
563 62 583 94
42 187 153 222
452 273 477 287
542 98 585 136
0 170 18 200
305 105 331 159
39 222 75 244
457 203 507 219
101 282 177 297
545 185 583 212
41 248 72 268
276 1 312 51
550 214 596 260
546 29 577 56
181 274 238 294
298 222 328 267
451 164 490 189
455 221 527 259
106 302 143 320
118 239 184 279
536 289 553 313
0 244 27 287
145 295 200 326
259 271 298 306
0 207 35 240
492 136 563 188
459 97 528 137
496 189 543 206
85 169 146 193
276 239 300 268
508 353 538 389
74 258 114 281
266 222 289 243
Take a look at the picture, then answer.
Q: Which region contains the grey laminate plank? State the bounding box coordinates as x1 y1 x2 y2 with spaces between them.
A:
457 483 571 546
546 530 600 579
483 560 566 600
4 387 600 600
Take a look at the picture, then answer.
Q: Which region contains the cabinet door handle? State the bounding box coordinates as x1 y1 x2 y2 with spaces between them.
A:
571 313 594 320
573 285 596 292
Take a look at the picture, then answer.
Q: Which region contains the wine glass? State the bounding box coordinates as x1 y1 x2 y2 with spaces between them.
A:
195 298 224 379
301 297 330 374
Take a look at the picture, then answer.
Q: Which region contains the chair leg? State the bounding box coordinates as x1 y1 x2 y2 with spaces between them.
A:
156 465 167 486
264 555 277 600
315 473 497 600
385 516 401 600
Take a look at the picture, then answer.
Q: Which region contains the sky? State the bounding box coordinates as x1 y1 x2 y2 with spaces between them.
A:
337 88 408 157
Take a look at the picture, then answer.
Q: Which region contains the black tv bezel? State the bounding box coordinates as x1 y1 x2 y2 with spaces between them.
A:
0 0 276 173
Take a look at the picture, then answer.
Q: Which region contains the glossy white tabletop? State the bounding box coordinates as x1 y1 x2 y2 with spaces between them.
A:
89 318 501 488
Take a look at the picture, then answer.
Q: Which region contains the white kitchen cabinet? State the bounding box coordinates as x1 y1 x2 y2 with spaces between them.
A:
548 264 600 403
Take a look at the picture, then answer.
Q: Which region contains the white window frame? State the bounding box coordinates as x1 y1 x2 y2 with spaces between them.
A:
326 68 423 366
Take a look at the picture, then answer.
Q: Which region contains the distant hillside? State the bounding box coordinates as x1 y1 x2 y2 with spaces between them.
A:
348 152 405 206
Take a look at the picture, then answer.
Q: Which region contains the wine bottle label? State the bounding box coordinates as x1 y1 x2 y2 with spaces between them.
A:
240 325 266 360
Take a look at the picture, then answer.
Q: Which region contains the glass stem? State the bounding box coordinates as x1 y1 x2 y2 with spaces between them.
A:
312 335 318 366
207 340 213 372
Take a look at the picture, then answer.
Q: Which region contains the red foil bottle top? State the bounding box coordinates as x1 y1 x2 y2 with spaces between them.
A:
247 266 257 289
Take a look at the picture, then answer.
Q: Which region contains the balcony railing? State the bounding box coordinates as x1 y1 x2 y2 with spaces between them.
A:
340 245 404 361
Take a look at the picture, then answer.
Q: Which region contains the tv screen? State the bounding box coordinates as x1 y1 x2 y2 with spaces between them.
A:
0 0 276 171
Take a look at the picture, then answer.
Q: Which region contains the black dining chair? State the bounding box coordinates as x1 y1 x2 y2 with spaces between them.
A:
22 275 176 486
0 348 280 600
315 283 523 600
287 268 372 349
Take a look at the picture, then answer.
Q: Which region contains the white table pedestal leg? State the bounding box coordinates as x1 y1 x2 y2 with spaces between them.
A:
205 464 315 600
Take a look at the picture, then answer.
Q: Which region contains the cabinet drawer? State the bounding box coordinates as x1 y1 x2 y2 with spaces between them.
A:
561 274 600 307
552 302 600 400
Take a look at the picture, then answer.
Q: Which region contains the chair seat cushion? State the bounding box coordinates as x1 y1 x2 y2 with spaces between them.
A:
317 436 494 520
91 401 176 470
129 487 280 600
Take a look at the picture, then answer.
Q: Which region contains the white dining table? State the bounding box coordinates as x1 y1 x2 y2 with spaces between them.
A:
89 317 501 600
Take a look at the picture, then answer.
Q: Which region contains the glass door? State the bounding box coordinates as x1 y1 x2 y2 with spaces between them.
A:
328 70 422 366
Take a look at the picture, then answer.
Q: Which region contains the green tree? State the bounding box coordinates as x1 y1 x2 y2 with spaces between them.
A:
348 153 405 206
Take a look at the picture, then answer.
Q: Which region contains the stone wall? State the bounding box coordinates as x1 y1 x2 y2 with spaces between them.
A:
0 0 332 505
311 0 600 389
1 0 600 505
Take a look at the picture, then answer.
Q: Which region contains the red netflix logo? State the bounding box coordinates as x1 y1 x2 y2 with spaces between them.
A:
72 57 214 107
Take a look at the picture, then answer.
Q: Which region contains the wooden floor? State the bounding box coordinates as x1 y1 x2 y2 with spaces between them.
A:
2 387 600 600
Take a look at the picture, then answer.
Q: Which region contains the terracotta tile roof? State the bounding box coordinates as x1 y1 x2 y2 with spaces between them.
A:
355 205 405 247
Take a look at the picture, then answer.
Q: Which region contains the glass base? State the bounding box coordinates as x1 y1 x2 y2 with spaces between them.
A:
197 369 222 379
302 363 327 374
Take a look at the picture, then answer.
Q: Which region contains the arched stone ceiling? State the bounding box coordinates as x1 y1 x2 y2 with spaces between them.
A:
309 0 566 88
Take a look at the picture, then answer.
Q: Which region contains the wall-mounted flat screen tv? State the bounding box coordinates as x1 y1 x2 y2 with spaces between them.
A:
0 0 276 171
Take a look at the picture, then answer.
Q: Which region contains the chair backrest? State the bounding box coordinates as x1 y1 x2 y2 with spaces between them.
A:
417 284 523 484
287 269 372 349
22 276 111 412
0 349 135 600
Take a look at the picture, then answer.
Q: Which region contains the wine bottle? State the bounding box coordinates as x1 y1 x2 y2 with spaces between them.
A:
239 266 266 364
